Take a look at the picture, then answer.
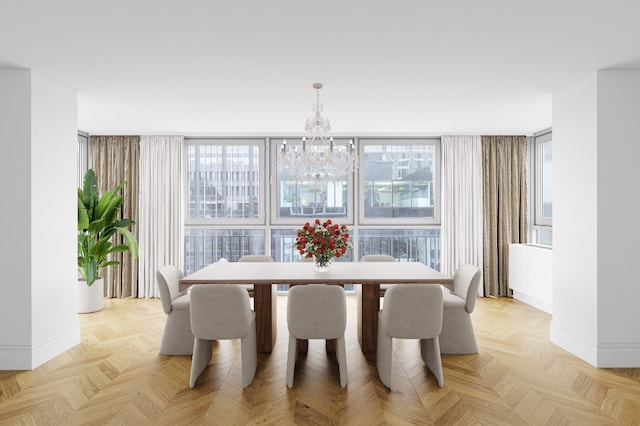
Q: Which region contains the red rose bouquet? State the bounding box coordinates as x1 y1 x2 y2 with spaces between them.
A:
294 219 351 269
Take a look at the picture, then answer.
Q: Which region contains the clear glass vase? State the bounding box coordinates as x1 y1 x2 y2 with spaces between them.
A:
314 255 333 272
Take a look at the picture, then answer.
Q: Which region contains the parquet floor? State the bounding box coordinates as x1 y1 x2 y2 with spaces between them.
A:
1 295 639 425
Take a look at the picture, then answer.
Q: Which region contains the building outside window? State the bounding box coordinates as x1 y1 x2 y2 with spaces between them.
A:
184 139 266 275
186 140 262 221
272 137 352 223
359 139 439 225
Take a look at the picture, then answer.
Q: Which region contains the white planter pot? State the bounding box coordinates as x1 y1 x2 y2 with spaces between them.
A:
78 278 104 314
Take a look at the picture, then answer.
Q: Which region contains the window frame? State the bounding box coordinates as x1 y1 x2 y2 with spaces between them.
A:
357 138 441 226
269 136 356 226
184 137 267 226
534 129 552 227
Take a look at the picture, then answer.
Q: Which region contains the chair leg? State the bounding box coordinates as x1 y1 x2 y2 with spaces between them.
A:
189 338 213 389
335 335 348 388
376 320 393 388
421 337 444 387
286 335 298 388
241 320 257 388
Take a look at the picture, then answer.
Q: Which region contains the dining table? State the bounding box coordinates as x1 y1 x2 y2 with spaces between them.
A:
179 261 453 353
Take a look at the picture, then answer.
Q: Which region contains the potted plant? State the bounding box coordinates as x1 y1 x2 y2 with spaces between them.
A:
77 169 138 313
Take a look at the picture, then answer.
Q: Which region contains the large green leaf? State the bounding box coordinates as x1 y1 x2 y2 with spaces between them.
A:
117 227 139 259
108 244 130 254
112 219 135 228
103 194 123 227
78 198 89 231
77 169 138 287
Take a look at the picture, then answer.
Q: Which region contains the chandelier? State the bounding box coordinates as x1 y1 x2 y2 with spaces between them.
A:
278 83 358 191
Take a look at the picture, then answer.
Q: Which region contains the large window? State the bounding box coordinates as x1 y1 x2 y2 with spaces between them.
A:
186 139 264 223
533 130 552 245
184 139 266 275
184 137 443 286
359 139 439 225
272 138 352 224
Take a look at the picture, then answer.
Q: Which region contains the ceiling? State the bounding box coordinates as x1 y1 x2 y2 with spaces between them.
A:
1 0 640 136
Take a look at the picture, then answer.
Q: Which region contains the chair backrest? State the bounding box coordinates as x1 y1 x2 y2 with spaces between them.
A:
361 255 395 262
238 255 274 262
452 265 482 313
189 285 253 340
380 285 444 339
156 265 184 314
288 285 346 339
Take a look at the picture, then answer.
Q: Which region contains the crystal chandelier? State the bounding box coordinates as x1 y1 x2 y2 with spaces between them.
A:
278 83 358 191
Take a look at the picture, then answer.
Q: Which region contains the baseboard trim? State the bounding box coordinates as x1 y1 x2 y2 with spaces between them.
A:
595 343 640 368
550 321 640 367
0 325 80 370
550 321 597 366
512 291 552 314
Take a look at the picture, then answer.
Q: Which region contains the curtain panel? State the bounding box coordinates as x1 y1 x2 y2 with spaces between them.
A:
441 135 484 293
481 135 528 297
138 135 185 298
90 135 141 298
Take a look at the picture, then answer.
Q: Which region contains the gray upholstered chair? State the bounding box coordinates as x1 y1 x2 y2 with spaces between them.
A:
361 254 395 296
377 284 444 388
286 285 348 388
439 265 482 354
238 255 274 296
189 285 257 388
157 265 194 355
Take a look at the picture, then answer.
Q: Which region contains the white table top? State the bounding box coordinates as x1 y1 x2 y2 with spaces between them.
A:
180 261 452 286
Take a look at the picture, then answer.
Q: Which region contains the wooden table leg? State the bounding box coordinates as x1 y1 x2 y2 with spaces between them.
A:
357 283 380 353
254 284 276 353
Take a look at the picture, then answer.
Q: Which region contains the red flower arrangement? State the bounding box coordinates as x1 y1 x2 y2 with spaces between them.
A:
294 219 352 268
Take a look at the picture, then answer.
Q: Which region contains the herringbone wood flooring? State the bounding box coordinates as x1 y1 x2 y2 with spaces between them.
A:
1 296 639 425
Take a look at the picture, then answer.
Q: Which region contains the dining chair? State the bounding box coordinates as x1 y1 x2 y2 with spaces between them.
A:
361 254 395 296
156 265 194 355
238 255 274 297
286 285 348 388
439 264 482 354
189 285 257 388
377 284 444 388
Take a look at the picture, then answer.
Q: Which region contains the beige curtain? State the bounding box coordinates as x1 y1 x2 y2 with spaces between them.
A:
90 135 140 298
482 136 528 297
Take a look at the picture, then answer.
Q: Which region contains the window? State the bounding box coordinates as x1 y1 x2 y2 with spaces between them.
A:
184 137 443 288
184 139 266 274
271 138 352 224
359 139 440 225
186 139 264 224
533 129 552 245
358 228 440 270
184 228 265 275
77 132 89 185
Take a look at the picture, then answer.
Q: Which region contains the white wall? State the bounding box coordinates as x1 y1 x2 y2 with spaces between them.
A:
0 69 80 369
30 72 80 367
0 70 33 364
551 70 640 367
596 71 640 365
